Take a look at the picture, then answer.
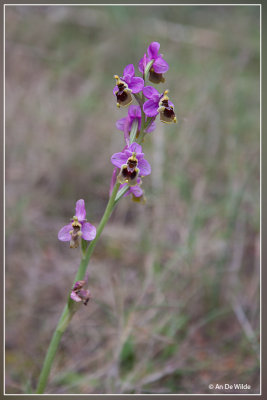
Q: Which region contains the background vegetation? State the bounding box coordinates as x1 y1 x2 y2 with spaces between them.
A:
5 5 260 394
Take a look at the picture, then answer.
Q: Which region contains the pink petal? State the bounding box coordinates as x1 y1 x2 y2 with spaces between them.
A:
147 42 160 59
129 142 143 154
124 149 133 158
116 117 127 131
130 185 143 197
138 55 145 73
111 152 128 169
128 105 141 119
143 99 159 117
123 74 131 85
75 199 86 221
138 158 151 176
143 86 159 99
58 223 73 241
81 222 96 241
70 291 82 302
153 56 169 74
128 77 144 94
123 64 135 78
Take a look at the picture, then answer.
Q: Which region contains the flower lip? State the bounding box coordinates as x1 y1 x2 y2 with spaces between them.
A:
149 66 165 84
127 153 138 171
119 165 139 186
114 75 133 108
157 90 177 124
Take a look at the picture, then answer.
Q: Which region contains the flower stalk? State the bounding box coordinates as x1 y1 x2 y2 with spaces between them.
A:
36 304 74 394
36 40 177 394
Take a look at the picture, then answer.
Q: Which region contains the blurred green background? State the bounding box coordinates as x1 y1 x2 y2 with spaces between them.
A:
5 5 260 394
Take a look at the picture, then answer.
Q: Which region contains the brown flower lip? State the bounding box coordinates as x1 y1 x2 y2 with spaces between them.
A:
149 67 165 84
114 75 133 108
158 91 177 124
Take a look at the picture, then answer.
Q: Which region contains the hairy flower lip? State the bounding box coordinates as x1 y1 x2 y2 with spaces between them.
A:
157 90 177 123
118 165 140 186
149 66 165 84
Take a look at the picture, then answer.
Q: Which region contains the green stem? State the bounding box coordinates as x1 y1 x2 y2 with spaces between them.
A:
36 181 120 393
36 304 74 394
36 73 148 393
73 181 120 283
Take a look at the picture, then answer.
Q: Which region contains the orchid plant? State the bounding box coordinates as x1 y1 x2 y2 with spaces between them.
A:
36 41 177 394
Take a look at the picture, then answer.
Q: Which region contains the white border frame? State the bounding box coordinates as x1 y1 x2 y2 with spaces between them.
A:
3 3 262 396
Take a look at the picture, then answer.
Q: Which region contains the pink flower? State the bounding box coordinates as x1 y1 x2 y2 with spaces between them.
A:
111 142 151 186
113 64 144 107
58 200 96 248
139 42 169 84
143 87 177 124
